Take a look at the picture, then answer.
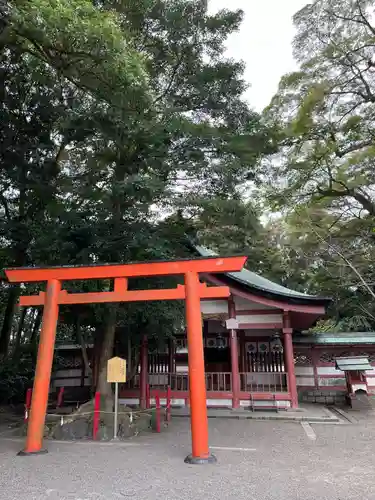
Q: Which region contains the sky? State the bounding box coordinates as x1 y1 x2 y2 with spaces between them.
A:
208 0 308 111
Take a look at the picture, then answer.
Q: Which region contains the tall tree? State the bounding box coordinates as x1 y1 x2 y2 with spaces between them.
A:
263 0 375 218
0 0 273 405
62 0 272 402
0 0 150 354
259 0 375 330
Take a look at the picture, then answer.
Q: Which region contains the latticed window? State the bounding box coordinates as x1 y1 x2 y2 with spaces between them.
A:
338 351 352 358
319 352 335 363
294 353 312 366
56 356 82 368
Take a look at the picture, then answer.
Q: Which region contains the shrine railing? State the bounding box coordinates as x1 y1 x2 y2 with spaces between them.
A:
240 372 288 393
140 372 232 392
123 371 287 393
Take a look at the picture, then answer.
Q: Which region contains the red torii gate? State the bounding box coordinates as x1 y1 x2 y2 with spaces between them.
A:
5 255 247 464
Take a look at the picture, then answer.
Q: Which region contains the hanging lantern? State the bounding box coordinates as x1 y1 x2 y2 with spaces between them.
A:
271 332 283 352
216 334 227 349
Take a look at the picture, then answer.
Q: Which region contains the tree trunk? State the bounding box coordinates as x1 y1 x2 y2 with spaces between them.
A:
91 328 102 392
127 336 132 375
12 307 28 361
74 316 92 377
97 306 117 411
30 308 42 365
128 349 140 384
0 285 20 356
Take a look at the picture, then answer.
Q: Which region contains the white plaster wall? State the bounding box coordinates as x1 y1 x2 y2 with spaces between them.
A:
149 374 168 384
201 300 228 315
201 297 279 316
207 399 232 407
318 377 346 386
119 398 139 406
244 373 284 385
119 398 291 408
149 398 167 405
317 367 344 375
176 366 188 373
238 314 282 324
171 399 185 406
234 296 274 311
295 367 314 375
296 376 315 386
240 399 291 408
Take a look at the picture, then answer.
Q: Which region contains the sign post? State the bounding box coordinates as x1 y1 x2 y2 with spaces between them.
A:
107 357 126 440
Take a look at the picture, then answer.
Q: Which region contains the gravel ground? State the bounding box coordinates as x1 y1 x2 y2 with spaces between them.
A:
0 415 375 500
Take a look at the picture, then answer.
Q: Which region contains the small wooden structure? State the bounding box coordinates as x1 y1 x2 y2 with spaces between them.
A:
293 333 375 405
335 356 373 409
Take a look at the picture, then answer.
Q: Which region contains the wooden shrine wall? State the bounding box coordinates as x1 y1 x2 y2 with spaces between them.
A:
294 345 375 393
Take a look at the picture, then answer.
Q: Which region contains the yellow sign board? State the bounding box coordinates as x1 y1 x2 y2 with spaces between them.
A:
107 357 126 383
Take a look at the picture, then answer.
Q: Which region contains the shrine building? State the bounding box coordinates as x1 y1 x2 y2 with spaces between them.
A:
51 247 375 410
118 245 331 409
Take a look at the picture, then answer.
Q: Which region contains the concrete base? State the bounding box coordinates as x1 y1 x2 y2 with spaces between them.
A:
17 449 48 457
184 454 217 465
300 390 346 406
172 404 340 423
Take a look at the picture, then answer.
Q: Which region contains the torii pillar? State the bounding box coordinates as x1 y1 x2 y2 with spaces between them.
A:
184 272 216 464
19 279 61 455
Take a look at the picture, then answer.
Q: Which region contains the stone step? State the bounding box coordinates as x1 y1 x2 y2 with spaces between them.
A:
351 394 374 410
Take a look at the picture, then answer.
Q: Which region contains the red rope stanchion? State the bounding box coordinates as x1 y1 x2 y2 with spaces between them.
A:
146 384 150 409
56 387 65 409
166 386 171 423
155 391 161 433
24 388 32 422
93 391 100 440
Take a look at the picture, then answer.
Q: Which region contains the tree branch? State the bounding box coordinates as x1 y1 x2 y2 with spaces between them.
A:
308 222 375 300
152 51 185 106
356 0 375 36
0 192 11 220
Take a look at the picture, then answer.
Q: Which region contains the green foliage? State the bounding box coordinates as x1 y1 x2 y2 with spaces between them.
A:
263 0 375 217
0 0 273 382
259 0 375 329
310 316 373 334
0 356 34 403
9 0 150 108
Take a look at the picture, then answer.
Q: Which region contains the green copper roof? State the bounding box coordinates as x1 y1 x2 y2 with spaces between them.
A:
294 332 375 345
335 357 373 371
194 245 329 303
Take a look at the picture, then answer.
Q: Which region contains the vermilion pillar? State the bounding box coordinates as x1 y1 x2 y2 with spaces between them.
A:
19 279 61 455
140 335 148 410
283 312 298 409
228 298 240 409
184 272 216 465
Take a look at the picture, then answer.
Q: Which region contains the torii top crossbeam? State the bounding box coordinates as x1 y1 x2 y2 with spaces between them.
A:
6 256 247 307
5 256 247 282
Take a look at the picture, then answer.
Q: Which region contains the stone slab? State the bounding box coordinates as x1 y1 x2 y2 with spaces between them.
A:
171 405 340 423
